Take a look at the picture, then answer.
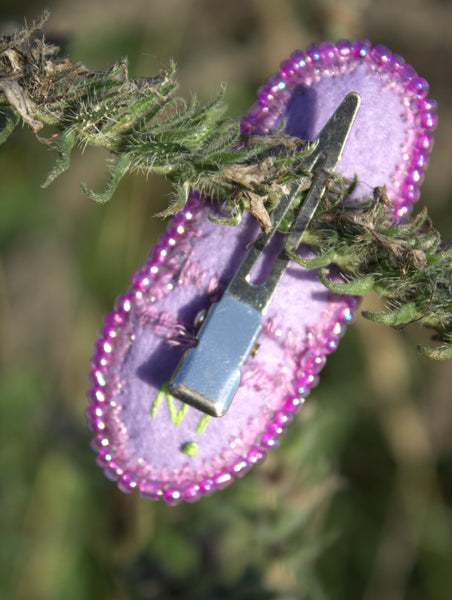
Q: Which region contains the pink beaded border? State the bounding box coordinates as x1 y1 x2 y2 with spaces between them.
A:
241 39 437 221
86 194 359 505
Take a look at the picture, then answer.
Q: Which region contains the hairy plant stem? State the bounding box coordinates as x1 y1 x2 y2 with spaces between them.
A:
1 13 451 359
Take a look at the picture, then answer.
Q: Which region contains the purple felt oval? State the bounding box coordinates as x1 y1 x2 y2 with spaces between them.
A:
87 40 437 505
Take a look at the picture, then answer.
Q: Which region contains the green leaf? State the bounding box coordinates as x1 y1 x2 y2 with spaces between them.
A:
0 109 19 145
286 246 337 269
81 153 131 203
319 269 375 296
362 302 419 326
208 208 244 227
155 181 191 218
417 343 452 360
42 128 77 188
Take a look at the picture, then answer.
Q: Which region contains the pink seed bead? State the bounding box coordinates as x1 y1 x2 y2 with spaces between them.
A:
273 410 293 427
401 183 420 204
408 77 429 98
182 484 202 503
324 334 340 354
406 168 424 186
135 274 151 290
303 350 326 374
297 373 317 396
199 478 215 496
90 417 106 433
336 39 352 58
398 64 417 82
163 487 183 506
318 40 337 64
96 339 113 356
104 312 125 327
247 447 267 465
411 152 429 170
268 74 286 93
240 118 254 135
290 49 307 71
104 460 123 482
96 448 113 468
118 473 138 494
103 326 118 340
86 405 104 420
213 471 233 490
280 58 295 80
353 40 371 58
153 244 168 264
232 459 251 478
305 44 321 65
388 53 405 71
336 305 354 324
91 434 109 452
88 388 106 405
371 44 392 64
284 396 304 414
393 202 411 221
140 481 163 500
91 369 107 387
257 85 275 104
267 422 286 438
416 133 434 153
418 98 438 112
261 431 280 449
420 111 439 131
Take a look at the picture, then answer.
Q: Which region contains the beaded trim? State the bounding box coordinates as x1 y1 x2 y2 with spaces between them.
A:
241 40 437 221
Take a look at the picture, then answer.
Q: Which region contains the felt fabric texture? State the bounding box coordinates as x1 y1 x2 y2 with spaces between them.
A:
87 41 437 504
284 63 408 202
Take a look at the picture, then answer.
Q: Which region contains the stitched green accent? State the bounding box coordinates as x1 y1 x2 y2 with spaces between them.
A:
151 381 187 426
151 382 212 432
196 415 211 435
182 442 198 457
151 387 164 418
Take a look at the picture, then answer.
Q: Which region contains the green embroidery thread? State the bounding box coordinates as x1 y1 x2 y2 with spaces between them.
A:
182 442 199 457
151 381 188 426
196 414 211 435
151 382 212 444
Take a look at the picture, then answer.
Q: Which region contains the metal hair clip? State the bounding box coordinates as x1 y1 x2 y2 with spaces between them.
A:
169 92 361 417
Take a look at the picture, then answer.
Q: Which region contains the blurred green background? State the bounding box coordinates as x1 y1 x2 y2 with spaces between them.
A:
1 1 451 599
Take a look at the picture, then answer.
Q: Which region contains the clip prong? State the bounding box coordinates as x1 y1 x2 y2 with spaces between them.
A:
169 92 361 417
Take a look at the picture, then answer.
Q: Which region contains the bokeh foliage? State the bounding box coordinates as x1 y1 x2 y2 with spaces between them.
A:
1 2 451 599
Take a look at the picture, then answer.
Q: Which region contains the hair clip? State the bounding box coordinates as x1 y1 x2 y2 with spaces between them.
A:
169 92 361 417
86 40 437 505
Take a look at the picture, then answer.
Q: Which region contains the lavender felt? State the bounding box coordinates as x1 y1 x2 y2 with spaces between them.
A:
284 63 408 202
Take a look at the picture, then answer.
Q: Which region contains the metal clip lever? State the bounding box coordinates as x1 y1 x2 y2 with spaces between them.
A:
169 92 361 417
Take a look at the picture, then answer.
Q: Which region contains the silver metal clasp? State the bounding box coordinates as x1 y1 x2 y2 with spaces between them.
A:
169 92 361 417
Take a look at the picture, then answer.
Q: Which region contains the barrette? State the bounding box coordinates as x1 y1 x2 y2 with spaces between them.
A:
169 92 360 417
87 40 437 504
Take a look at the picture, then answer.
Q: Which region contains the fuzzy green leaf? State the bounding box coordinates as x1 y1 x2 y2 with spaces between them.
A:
319 269 375 296
417 343 452 360
0 108 19 144
208 209 244 227
286 246 337 270
81 153 132 203
362 302 420 327
42 128 77 188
